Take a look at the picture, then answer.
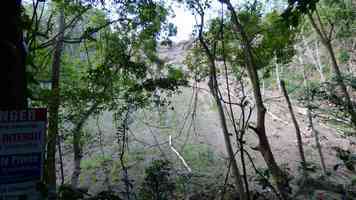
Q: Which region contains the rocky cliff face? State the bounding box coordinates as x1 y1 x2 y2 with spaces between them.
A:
158 39 194 66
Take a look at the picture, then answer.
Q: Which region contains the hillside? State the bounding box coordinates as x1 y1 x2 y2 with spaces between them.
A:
58 40 356 199
12 1 356 199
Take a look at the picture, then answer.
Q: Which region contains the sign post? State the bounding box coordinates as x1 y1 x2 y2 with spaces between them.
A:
0 109 46 200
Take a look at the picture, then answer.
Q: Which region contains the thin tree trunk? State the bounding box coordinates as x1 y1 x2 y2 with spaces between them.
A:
221 1 290 198
208 78 247 200
302 59 327 175
303 37 325 83
308 108 327 175
308 10 356 128
47 7 65 198
262 78 265 97
299 52 307 88
204 41 247 200
275 59 281 92
280 80 307 170
196 7 247 200
58 135 65 185
314 41 325 82
71 103 99 187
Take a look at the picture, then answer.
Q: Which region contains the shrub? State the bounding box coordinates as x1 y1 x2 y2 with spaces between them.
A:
139 159 176 200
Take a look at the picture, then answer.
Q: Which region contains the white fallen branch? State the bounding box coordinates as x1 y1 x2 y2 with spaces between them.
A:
169 135 192 173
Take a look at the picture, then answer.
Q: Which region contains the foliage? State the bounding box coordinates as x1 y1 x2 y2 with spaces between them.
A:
87 191 122 200
58 184 86 200
300 74 356 111
58 184 122 200
282 0 320 27
184 1 297 82
338 50 350 64
333 147 356 171
254 167 272 190
184 44 210 82
20 1 190 198
25 0 185 115
139 159 176 200
317 0 356 39
81 155 113 170
182 144 215 169
284 0 356 39
17 0 356 198
259 11 297 65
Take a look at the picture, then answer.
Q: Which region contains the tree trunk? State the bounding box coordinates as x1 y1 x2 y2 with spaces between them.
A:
0 1 27 109
280 80 307 170
307 11 356 129
71 103 99 187
196 8 247 200
221 0 290 198
47 7 65 199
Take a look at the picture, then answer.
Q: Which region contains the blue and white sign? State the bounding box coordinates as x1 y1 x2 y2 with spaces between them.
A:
0 109 46 200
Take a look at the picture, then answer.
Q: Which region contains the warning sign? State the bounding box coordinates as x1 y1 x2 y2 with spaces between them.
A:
0 109 46 200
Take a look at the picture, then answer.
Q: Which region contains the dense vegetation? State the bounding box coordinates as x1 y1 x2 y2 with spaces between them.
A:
2 0 356 199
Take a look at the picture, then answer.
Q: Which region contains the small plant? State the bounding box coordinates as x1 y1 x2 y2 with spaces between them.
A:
110 160 120 183
58 184 86 200
333 147 356 171
81 155 113 170
182 144 215 169
87 191 122 200
139 159 176 200
351 176 356 186
254 168 271 190
298 161 318 172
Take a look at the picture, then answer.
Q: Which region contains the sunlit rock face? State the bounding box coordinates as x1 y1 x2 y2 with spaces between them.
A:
158 39 194 67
